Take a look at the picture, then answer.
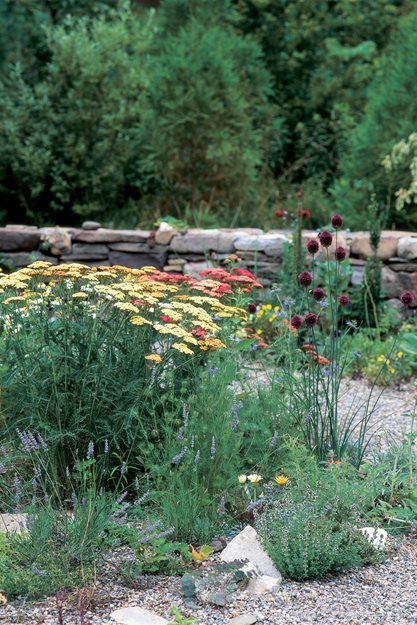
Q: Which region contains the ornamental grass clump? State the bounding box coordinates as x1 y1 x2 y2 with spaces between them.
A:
0 261 254 488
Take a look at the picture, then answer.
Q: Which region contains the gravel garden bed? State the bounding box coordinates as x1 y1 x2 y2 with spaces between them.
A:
2 379 416 625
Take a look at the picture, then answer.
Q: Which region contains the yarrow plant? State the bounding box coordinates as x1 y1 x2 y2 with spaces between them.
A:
0 261 257 486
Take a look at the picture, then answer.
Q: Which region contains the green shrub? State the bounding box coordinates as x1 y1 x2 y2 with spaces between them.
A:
256 466 382 581
0 3 153 225
333 6 417 229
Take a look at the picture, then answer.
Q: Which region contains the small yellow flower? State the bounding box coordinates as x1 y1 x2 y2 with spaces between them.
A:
130 315 152 326
274 475 289 486
247 473 262 484
113 302 140 313
238 474 247 484
172 342 194 355
145 354 162 363
397 351 404 358
72 292 88 299
389 367 395 374
377 355 385 363
256 329 263 335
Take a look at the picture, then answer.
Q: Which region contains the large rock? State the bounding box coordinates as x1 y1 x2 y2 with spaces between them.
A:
234 234 288 255
184 261 213 278
350 231 408 260
109 251 166 270
359 527 388 550
155 222 178 246
0 513 28 533
62 243 108 260
3 252 58 268
170 229 263 254
397 236 417 260
381 266 417 302
0 227 41 251
39 227 72 256
350 266 365 286
71 228 150 244
111 607 167 625
81 221 101 230
109 242 167 254
220 525 281 580
246 575 281 595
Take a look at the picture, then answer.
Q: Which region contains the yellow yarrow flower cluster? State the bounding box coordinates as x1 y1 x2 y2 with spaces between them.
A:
0 261 243 356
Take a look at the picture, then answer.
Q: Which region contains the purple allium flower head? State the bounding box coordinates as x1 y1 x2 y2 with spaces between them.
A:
401 291 414 307
334 246 346 261
306 239 319 255
338 293 350 307
331 214 343 229
304 312 318 327
247 303 257 314
319 231 333 247
312 287 325 301
290 314 302 329
298 271 313 288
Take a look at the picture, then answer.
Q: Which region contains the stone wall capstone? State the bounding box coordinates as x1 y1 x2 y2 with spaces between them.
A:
1 222 417 306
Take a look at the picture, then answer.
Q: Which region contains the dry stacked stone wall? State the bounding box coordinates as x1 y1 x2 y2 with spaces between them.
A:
2 221 417 307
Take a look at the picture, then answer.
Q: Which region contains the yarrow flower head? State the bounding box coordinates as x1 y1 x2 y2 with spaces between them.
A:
338 293 350 307
275 209 286 218
297 208 311 219
401 291 414 307
290 314 302 329
298 271 313 288
274 475 289 486
312 287 325 302
334 246 346 262
304 312 318 327
306 239 319 255
319 231 333 247
247 303 257 314
331 214 343 229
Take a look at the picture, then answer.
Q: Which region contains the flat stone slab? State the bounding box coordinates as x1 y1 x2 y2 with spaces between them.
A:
359 527 388 550
111 607 168 625
0 513 28 533
227 614 258 625
220 525 281 579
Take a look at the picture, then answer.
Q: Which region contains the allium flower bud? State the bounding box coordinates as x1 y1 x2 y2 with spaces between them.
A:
401 291 414 307
338 294 350 307
290 314 302 329
304 312 318 327
306 239 319 255
331 214 343 229
334 246 346 261
319 231 333 247
312 287 325 301
298 271 313 288
247 303 257 314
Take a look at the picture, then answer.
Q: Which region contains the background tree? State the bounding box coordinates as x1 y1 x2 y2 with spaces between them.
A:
332 6 417 228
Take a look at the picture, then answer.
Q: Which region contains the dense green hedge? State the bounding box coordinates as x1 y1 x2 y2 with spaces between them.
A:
0 0 414 228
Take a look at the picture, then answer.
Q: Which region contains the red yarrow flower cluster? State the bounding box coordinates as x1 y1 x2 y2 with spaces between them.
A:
302 344 330 366
275 209 286 218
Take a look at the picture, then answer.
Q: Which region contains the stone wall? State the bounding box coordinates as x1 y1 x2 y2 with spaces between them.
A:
2 222 417 305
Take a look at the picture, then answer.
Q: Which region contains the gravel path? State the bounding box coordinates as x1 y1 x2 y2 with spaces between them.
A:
1 379 416 625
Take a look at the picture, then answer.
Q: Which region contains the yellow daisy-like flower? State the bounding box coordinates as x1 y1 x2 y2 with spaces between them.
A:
113 302 140 313
172 342 194 355
274 475 289 486
2 296 26 304
247 473 262 484
145 354 162 363
130 316 152 326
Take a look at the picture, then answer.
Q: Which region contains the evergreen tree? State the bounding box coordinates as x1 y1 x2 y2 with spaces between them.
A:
333 6 417 229
140 0 276 220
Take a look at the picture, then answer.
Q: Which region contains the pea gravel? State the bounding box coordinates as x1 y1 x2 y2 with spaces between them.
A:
1 380 416 625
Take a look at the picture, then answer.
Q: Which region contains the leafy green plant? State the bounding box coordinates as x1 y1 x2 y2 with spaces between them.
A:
256 465 383 581
167 605 199 625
